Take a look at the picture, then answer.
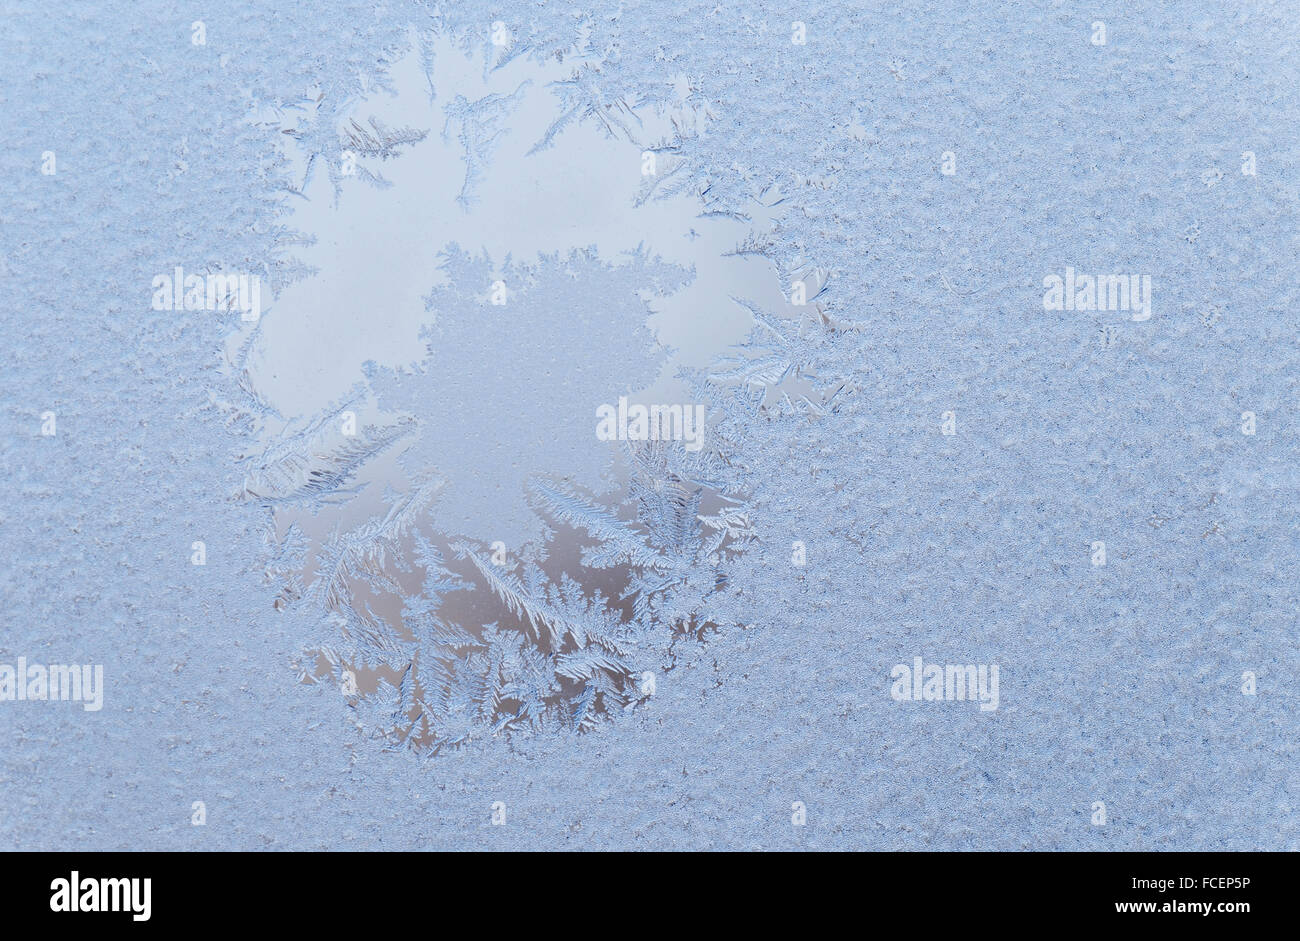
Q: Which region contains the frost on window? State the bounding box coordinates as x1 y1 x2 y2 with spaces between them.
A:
241 31 780 752
11 0 1297 852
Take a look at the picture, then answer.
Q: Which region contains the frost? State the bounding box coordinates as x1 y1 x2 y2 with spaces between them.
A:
342 117 429 161
441 83 530 209
5 0 1299 851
